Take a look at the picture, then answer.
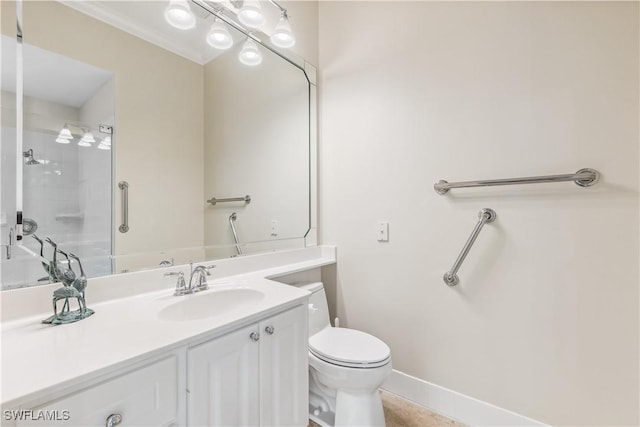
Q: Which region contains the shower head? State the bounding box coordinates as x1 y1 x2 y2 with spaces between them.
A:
22 218 38 235
23 149 41 165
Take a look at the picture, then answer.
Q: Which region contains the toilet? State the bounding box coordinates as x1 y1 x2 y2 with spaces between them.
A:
296 282 392 426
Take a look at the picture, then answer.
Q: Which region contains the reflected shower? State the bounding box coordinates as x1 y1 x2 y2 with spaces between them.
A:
23 149 41 165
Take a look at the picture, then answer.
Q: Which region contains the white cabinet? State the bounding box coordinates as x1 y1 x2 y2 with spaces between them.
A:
188 305 308 426
15 356 181 427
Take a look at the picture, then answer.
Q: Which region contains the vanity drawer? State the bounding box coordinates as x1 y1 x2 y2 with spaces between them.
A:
15 355 179 427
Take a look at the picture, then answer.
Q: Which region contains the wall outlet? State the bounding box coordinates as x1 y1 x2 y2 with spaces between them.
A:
377 221 389 242
270 220 279 236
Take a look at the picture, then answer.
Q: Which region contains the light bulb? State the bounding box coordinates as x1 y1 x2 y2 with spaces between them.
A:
164 0 196 30
206 18 233 49
238 1 265 29
56 136 71 144
58 125 73 139
81 131 95 144
270 13 295 48
239 38 262 66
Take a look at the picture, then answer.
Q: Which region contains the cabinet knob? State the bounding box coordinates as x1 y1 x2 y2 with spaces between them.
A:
105 413 122 427
250 332 260 342
265 325 275 335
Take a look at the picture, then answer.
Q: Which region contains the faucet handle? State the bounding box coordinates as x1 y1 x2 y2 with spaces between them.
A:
166 271 188 296
203 265 216 275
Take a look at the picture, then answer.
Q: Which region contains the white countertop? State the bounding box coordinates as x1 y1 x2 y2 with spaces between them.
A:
0 246 336 408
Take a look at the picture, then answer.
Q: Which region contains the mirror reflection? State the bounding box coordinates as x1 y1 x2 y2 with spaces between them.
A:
0 0 313 290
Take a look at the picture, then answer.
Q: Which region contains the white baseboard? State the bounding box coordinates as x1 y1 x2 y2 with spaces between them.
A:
381 370 547 426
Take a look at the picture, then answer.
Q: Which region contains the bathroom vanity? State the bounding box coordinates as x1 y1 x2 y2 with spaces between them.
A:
1 247 336 426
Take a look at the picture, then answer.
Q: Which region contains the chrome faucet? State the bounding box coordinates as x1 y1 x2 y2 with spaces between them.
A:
189 265 212 292
165 263 216 296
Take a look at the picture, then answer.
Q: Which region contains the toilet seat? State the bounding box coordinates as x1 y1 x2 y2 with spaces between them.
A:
309 327 391 369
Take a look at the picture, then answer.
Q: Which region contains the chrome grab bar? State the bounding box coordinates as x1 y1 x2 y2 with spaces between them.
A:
444 208 496 286
229 212 242 255
118 181 129 233
434 168 599 195
207 195 251 206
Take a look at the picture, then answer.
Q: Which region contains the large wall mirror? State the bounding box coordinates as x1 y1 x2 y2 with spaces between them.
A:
0 0 316 290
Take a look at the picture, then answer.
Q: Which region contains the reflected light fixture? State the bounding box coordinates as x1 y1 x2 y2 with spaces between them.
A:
56 136 71 144
270 11 295 48
98 136 112 150
239 38 262 66
78 131 95 147
238 0 265 29
164 0 196 30
57 124 73 141
206 18 233 49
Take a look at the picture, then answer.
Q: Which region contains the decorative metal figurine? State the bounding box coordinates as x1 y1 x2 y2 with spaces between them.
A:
40 238 94 325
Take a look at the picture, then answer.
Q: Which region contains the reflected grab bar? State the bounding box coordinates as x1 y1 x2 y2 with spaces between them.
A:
118 181 129 233
207 195 251 206
434 168 599 194
229 212 242 256
444 208 496 286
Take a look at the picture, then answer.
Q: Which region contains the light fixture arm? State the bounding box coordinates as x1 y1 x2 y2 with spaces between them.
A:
266 0 287 15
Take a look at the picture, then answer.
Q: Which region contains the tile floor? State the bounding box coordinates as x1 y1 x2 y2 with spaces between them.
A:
309 390 465 427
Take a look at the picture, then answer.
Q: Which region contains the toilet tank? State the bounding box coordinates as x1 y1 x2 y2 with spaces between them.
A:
297 282 331 336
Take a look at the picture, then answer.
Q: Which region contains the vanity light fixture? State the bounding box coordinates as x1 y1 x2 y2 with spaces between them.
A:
57 124 73 141
164 0 196 30
97 136 111 150
55 136 71 144
239 38 262 66
238 0 265 29
78 131 95 147
206 18 233 49
270 11 295 48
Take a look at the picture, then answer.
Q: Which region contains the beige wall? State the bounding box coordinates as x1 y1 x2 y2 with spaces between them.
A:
2 1 206 268
318 1 639 425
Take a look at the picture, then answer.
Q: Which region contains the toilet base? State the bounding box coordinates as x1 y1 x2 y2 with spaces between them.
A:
334 389 385 426
309 366 387 426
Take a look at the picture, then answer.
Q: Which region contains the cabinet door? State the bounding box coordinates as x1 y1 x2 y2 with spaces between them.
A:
188 324 260 426
260 305 308 426
15 356 180 427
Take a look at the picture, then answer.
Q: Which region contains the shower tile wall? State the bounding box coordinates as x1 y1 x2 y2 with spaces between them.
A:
1 126 112 289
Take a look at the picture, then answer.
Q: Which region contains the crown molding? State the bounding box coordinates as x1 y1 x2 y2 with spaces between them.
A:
58 1 207 65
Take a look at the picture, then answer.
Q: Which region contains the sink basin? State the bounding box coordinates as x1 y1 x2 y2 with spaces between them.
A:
158 288 266 322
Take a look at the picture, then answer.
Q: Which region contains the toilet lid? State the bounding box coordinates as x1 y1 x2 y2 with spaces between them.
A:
309 328 391 368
